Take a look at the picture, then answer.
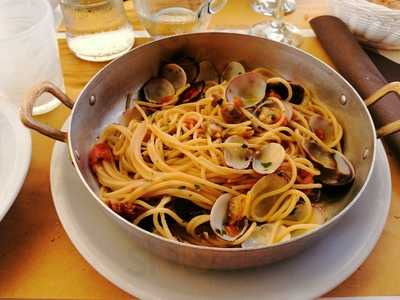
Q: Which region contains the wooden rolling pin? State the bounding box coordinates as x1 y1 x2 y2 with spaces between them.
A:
310 16 400 158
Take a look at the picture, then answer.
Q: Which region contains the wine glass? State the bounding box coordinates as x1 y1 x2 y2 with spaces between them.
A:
250 0 302 47
252 0 296 16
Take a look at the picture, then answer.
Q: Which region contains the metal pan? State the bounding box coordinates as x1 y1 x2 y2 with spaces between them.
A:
20 33 400 269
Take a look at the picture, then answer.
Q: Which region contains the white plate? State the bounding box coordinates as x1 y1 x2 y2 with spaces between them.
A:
0 98 31 221
50 133 391 300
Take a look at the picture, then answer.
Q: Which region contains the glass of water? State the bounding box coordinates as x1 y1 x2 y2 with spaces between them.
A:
0 0 64 115
133 0 227 39
60 0 135 62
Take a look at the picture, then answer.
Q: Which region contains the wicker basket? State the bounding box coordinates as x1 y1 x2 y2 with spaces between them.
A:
328 0 400 50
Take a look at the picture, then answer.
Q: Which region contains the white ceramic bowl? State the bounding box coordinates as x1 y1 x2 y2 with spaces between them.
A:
328 0 400 49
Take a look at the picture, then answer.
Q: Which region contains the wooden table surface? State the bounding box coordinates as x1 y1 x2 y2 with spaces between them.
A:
1 0 399 299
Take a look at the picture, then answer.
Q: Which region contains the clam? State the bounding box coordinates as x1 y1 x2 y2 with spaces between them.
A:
309 115 335 143
196 61 219 83
178 81 205 104
251 174 289 219
252 67 277 81
225 72 267 108
223 135 253 169
254 99 294 124
160 63 187 90
302 140 336 170
252 143 285 174
210 194 248 241
287 204 326 225
319 151 355 186
221 61 246 82
302 140 355 186
143 78 175 103
241 224 291 248
120 106 143 126
175 57 199 83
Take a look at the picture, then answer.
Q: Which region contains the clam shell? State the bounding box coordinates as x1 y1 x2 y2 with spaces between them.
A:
252 143 285 174
225 72 267 108
196 61 219 83
160 63 187 90
223 135 253 169
222 61 246 82
143 78 175 103
241 224 291 248
210 194 248 241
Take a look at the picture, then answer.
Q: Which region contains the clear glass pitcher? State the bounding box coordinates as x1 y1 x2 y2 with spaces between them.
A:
133 0 227 38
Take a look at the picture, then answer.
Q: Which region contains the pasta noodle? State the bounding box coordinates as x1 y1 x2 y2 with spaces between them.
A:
88 63 352 248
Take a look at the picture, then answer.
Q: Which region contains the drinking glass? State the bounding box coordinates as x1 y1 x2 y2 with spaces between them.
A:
252 0 296 16
133 0 227 39
0 0 64 115
250 0 302 47
60 0 135 62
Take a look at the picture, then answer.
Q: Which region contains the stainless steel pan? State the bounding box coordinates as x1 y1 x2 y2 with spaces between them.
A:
20 33 400 269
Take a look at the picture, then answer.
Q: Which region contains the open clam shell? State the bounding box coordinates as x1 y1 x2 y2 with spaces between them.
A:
319 151 355 186
210 194 248 241
302 140 336 170
225 72 267 108
143 78 175 103
309 115 335 143
302 140 355 186
252 143 286 174
241 224 291 248
160 63 187 90
222 61 246 82
223 135 253 169
178 81 205 104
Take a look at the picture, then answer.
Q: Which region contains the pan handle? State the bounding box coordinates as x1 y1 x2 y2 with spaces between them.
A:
20 81 74 143
365 82 400 138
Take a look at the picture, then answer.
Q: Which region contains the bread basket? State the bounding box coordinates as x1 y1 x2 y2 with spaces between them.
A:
328 0 400 50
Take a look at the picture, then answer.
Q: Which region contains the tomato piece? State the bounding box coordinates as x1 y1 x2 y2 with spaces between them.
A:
314 128 326 140
89 142 113 169
297 169 314 184
225 224 240 237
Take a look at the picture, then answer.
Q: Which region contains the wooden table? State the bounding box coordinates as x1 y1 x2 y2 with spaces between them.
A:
1 1 399 298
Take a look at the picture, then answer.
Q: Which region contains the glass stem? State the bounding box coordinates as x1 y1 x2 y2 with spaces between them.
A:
271 0 284 29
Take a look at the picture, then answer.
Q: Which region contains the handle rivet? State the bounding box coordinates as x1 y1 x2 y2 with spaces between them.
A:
74 150 80 160
362 148 369 160
89 95 96 106
339 95 347 105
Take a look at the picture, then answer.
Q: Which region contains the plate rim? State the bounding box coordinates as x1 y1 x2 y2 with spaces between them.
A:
0 101 32 221
50 139 391 300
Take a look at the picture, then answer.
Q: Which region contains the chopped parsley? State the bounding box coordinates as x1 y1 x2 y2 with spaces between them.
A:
215 228 226 235
261 162 273 169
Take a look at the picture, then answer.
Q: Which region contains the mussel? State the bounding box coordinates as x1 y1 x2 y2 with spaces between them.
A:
210 194 248 241
178 81 205 104
252 143 286 175
225 72 267 108
241 224 291 248
223 135 253 169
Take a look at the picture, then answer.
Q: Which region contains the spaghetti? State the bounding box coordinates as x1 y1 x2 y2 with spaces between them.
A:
89 62 352 248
